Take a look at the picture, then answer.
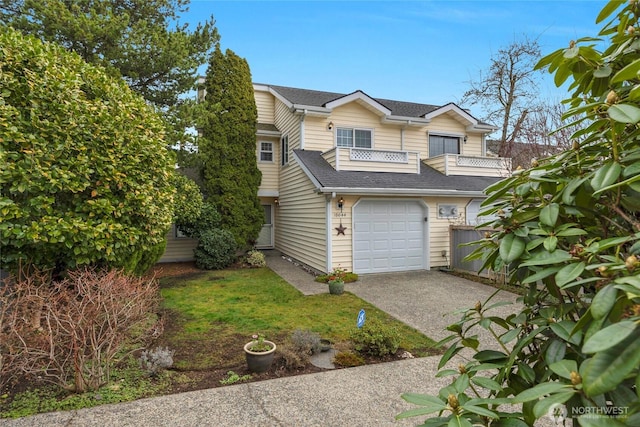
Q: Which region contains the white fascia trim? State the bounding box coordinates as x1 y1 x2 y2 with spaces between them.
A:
381 115 431 126
253 83 270 92
256 129 281 137
324 91 392 115
467 123 499 132
316 187 488 198
291 151 323 190
291 104 331 117
263 86 331 116
266 86 294 109
424 103 478 126
258 189 279 197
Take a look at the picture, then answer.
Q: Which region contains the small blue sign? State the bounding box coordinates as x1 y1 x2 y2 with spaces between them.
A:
357 309 366 328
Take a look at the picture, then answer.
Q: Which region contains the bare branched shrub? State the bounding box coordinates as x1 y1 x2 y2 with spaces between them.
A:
0 267 159 393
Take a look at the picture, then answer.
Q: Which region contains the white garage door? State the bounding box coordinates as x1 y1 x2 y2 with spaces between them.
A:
353 200 426 274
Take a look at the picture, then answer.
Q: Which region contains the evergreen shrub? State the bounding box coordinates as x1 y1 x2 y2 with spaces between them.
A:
194 228 237 270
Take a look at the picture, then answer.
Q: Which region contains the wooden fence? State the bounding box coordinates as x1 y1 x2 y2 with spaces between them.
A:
449 225 507 284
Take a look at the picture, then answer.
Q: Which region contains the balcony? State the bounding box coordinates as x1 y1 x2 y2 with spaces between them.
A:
424 154 511 177
322 147 420 174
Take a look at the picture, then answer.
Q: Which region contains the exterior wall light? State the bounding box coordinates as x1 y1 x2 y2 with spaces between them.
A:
327 121 334 131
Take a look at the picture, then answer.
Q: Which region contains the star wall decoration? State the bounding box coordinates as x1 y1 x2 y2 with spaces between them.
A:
335 222 347 236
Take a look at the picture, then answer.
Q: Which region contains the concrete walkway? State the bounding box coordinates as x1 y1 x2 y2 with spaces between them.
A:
3 251 543 427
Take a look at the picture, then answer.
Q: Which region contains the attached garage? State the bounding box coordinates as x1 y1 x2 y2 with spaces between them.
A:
352 200 428 274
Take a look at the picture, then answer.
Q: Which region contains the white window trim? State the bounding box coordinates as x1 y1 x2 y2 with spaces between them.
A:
335 127 374 149
258 141 274 163
427 131 463 157
281 135 289 166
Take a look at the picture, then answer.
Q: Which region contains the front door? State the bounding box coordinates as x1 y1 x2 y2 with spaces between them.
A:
256 204 274 248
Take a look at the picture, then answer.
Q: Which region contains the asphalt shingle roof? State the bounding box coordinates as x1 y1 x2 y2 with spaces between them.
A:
294 150 500 193
266 84 442 119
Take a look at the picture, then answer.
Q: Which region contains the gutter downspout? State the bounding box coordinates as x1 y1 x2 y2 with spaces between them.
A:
326 193 334 273
299 109 306 150
445 154 449 176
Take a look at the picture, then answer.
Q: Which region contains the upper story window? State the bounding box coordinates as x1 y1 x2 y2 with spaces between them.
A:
337 128 372 149
281 135 289 166
259 141 273 162
429 134 460 157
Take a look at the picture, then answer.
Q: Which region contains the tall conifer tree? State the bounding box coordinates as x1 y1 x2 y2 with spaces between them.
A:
200 46 262 246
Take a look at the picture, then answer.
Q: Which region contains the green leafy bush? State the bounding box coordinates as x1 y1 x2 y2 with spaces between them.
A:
176 201 222 239
171 173 203 225
398 2 640 425
245 250 267 268
194 228 237 270
0 27 175 275
350 319 400 357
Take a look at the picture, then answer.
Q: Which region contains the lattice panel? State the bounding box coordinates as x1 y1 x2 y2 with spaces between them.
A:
457 156 504 168
350 149 408 163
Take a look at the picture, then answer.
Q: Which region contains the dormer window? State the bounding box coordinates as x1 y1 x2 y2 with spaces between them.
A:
429 134 460 157
336 128 372 149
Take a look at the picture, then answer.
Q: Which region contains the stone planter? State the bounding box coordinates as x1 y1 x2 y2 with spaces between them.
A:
243 340 276 373
328 280 344 295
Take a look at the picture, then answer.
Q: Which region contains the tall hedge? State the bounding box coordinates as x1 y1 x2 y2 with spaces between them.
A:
199 46 262 247
0 28 175 274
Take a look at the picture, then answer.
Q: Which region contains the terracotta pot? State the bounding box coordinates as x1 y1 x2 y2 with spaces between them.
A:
243 340 276 373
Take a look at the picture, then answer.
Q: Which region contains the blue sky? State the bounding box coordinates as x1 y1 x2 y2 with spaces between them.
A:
183 1 606 108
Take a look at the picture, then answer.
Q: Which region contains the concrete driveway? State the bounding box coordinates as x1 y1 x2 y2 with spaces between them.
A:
349 269 520 346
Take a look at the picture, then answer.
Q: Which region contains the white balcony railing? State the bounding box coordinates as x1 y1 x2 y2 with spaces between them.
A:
424 154 511 177
456 156 507 169
350 148 408 163
322 147 420 174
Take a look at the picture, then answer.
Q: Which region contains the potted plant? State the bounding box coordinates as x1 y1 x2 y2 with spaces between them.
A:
243 334 276 373
327 267 345 295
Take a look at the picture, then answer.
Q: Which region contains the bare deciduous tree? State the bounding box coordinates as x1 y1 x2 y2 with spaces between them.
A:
508 101 584 168
462 36 543 159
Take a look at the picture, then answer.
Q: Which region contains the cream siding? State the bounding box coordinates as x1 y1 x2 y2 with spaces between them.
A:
257 137 279 193
424 197 468 268
275 154 326 272
462 134 483 157
255 89 275 124
158 224 197 262
274 99 301 153
303 116 333 151
330 195 356 272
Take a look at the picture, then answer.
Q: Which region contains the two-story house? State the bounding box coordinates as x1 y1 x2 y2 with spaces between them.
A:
160 83 510 274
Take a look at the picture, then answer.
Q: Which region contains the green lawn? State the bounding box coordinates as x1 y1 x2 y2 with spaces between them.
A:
160 267 437 355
